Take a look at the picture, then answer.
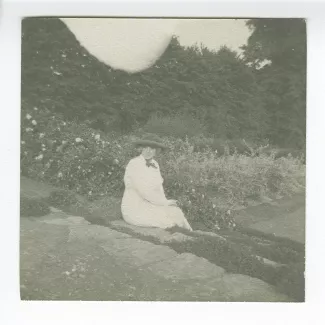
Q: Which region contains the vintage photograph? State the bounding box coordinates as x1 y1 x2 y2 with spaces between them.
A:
20 17 306 302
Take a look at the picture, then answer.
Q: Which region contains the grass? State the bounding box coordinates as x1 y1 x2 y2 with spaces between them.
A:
20 196 50 217
236 226 305 253
47 188 122 226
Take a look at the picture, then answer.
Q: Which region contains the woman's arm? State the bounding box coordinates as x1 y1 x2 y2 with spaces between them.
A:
127 160 169 206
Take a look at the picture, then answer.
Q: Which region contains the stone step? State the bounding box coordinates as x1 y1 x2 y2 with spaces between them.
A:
109 220 194 244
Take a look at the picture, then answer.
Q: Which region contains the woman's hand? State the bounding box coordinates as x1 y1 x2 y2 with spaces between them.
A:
167 199 178 207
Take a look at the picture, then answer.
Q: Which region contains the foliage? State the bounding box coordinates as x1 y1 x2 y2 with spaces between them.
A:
21 17 305 149
242 18 306 149
20 197 50 217
21 100 305 231
21 104 136 200
160 140 305 230
21 17 306 231
48 189 79 209
143 113 207 139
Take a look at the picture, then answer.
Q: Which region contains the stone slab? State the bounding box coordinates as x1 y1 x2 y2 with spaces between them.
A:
146 252 225 280
100 238 177 267
110 220 194 243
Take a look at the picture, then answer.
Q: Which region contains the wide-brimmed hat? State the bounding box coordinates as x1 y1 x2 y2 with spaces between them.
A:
132 134 168 150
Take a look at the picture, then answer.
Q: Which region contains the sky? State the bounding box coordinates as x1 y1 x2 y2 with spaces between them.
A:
174 19 251 52
61 18 252 73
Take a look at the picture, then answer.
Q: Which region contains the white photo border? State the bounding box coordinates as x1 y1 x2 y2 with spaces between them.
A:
1 0 324 324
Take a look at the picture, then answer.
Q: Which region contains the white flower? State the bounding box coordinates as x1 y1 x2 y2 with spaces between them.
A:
31 120 37 125
114 159 119 164
62 122 66 126
62 140 67 144
53 70 62 76
25 127 33 132
81 64 85 68
213 204 216 208
75 138 83 143
58 172 63 178
192 188 195 193
215 149 218 153
21 141 25 145
33 107 38 111
26 114 32 120
62 54 67 58
42 148 46 151
78 166 81 169
95 134 100 140
227 210 231 215
42 144 45 147
88 191 92 195
39 133 45 138
35 154 43 161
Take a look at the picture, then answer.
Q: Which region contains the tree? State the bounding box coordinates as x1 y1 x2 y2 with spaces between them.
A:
242 19 306 149
21 18 272 142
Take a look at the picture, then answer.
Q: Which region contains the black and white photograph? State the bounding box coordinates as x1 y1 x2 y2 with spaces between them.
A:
20 17 306 302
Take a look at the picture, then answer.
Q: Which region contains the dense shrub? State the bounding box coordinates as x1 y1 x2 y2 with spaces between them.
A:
21 102 305 230
48 189 79 209
20 197 50 217
21 104 136 200
160 139 305 229
191 136 255 156
143 113 207 139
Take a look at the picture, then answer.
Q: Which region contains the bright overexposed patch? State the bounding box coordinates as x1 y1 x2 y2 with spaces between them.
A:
60 18 178 73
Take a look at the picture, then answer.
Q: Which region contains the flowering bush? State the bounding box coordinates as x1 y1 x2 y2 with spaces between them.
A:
160 137 305 230
21 103 137 201
21 103 305 230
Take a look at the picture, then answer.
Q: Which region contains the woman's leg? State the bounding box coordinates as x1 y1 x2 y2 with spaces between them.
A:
167 206 193 231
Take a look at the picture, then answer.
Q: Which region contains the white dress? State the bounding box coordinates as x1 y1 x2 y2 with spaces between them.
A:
121 155 192 231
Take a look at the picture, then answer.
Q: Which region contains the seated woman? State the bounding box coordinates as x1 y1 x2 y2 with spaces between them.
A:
121 134 193 231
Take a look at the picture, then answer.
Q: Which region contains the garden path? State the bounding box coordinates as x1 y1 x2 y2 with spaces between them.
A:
20 178 293 301
20 211 290 301
20 177 303 301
